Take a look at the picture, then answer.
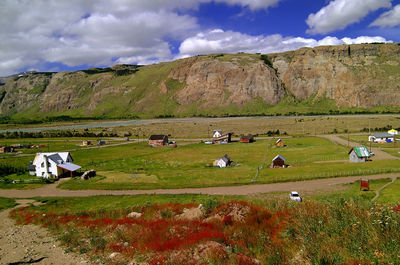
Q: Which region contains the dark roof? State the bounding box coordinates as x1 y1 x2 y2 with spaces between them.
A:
220 154 231 163
372 133 393 138
47 153 63 164
240 135 253 139
149 135 167 140
27 161 35 171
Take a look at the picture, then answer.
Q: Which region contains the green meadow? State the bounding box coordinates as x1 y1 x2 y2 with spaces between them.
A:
56 136 400 190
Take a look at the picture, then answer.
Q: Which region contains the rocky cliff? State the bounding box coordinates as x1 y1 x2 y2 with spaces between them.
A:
0 43 399 119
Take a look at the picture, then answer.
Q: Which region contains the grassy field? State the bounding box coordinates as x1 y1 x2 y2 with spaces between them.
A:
54 136 400 190
1 114 399 139
0 197 16 210
1 135 400 190
96 114 400 139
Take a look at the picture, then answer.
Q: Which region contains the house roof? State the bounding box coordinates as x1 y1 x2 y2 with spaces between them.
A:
240 135 253 139
149 135 167 140
219 154 230 163
272 154 286 162
276 138 282 143
349 146 371 158
57 162 81 172
388 129 398 135
34 152 71 164
47 153 64 164
372 133 393 138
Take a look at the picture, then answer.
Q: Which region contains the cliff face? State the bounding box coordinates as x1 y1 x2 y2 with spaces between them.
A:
0 43 399 118
270 43 400 108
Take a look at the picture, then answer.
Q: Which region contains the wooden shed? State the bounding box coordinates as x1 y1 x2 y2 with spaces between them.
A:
276 138 285 147
271 154 286 168
148 135 169 146
240 135 254 143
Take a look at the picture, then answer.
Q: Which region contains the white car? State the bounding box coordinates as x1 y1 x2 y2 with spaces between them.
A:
290 191 302 202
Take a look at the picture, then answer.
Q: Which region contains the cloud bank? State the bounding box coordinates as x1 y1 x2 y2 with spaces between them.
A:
306 0 391 34
178 29 391 58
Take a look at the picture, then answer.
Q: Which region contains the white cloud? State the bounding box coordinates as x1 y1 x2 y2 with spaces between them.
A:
0 0 285 76
215 0 281 10
306 0 392 34
178 29 392 57
370 4 400 27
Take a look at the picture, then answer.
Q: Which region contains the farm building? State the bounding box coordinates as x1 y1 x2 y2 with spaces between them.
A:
388 129 398 135
81 140 91 146
348 146 372 163
271 154 287 168
30 152 81 178
214 154 231 168
369 133 394 143
0 146 14 153
213 130 222 138
97 140 106 145
240 135 254 143
148 135 169 146
276 139 285 147
213 132 232 144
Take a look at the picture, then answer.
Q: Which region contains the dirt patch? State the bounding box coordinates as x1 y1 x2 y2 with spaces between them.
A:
175 205 203 221
206 202 251 222
0 199 91 265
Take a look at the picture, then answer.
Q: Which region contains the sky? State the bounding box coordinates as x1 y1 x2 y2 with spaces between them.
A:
1 0 399 76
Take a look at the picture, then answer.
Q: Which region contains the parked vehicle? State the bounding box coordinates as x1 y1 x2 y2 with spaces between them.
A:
290 191 302 202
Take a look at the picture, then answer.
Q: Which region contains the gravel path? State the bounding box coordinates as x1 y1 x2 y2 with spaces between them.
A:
0 199 91 265
0 173 399 198
319 134 399 161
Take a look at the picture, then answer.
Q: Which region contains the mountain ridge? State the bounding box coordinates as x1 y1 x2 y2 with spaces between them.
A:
1 43 399 120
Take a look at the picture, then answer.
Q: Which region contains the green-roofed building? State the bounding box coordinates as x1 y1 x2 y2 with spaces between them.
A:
348 146 372 163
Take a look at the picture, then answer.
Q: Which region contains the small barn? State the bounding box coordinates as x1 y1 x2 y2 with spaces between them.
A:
148 135 169 146
348 146 372 163
240 135 254 143
388 129 398 135
215 154 231 168
98 140 106 145
31 152 81 178
276 139 285 147
271 154 286 168
369 133 394 143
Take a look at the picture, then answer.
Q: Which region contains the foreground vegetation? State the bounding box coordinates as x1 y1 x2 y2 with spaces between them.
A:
10 189 400 264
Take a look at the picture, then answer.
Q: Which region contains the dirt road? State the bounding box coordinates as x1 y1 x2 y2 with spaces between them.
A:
320 134 399 161
0 173 398 198
0 199 91 265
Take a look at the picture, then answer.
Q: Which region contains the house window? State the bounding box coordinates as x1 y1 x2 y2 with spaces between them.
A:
41 162 44 168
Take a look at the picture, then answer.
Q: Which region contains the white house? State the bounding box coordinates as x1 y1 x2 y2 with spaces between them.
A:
213 130 222 138
215 154 231 168
368 133 394 143
30 152 81 178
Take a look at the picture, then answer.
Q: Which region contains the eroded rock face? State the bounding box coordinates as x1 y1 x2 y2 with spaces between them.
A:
270 43 400 108
168 56 285 108
0 43 399 118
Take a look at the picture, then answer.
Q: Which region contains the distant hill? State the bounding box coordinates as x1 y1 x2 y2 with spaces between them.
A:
1 43 399 121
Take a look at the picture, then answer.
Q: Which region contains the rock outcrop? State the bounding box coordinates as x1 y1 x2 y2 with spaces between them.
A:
0 43 399 119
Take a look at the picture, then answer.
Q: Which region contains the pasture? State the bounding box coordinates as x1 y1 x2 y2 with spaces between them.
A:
55 136 400 190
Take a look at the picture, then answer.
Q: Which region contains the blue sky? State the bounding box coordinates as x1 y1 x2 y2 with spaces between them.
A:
0 0 399 76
